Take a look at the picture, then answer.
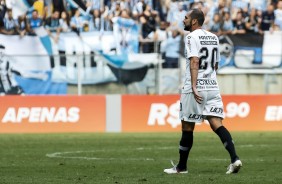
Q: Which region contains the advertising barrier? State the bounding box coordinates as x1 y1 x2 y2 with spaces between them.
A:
0 95 281 133
0 96 106 133
122 95 282 132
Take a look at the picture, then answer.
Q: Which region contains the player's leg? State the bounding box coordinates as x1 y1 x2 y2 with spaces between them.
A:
177 121 195 171
208 116 239 163
203 91 242 174
163 121 194 174
164 92 203 174
207 116 242 174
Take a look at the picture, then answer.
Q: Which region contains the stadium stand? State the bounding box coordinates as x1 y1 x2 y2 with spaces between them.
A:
0 0 281 95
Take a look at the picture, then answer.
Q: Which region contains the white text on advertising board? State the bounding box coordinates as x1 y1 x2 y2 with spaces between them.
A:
147 101 181 128
147 101 251 128
1 107 80 123
265 106 282 121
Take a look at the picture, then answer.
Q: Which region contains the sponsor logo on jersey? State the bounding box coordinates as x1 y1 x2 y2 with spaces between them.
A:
200 41 217 45
188 114 203 120
210 107 223 114
198 36 217 40
195 79 219 90
197 79 217 85
1 107 80 123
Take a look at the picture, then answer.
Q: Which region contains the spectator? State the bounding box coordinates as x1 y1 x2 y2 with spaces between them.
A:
111 9 136 53
59 11 71 33
139 3 159 53
166 0 179 25
151 21 167 42
52 0 66 14
44 10 60 32
44 0 54 18
90 9 101 31
87 0 101 11
0 0 6 20
232 11 246 34
132 0 145 19
119 0 131 11
44 10 61 42
86 1 101 31
250 0 268 11
173 2 187 30
3 9 18 35
207 13 222 35
0 0 6 34
274 0 282 30
33 0 46 18
213 0 230 18
163 28 181 68
231 0 249 12
244 8 260 33
17 14 27 37
221 11 234 35
70 9 87 35
242 7 250 18
152 0 165 21
148 21 168 57
260 4 275 32
27 10 43 35
108 0 122 20
100 4 111 31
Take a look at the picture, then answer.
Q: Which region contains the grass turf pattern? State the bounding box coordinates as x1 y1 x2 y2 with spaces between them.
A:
0 132 281 183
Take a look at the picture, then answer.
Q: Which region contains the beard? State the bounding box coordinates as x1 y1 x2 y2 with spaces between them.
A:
184 24 191 31
184 20 192 31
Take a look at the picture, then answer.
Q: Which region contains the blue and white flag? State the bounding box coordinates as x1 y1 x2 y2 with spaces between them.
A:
5 0 34 19
66 0 88 16
0 34 66 94
112 17 139 55
34 26 53 56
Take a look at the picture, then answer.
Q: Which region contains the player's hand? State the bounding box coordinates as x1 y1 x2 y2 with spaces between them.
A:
192 87 203 104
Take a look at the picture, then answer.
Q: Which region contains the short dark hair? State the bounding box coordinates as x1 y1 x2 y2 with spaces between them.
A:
190 9 205 26
0 44 5 49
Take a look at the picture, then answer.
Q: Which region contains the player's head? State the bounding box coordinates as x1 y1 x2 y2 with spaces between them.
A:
183 8 205 32
0 44 5 60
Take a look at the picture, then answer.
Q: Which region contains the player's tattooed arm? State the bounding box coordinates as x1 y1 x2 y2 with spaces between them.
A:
190 57 203 104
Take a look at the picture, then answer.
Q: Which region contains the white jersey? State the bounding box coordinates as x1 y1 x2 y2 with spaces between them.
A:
182 29 220 93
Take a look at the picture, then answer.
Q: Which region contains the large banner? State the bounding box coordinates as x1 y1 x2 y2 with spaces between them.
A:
0 33 67 95
122 95 282 132
219 32 282 69
1 31 282 95
0 95 281 133
0 95 106 133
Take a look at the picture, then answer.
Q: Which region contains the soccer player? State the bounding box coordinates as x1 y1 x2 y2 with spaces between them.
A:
164 9 242 174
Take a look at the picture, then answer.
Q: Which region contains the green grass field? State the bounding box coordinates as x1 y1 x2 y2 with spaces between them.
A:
0 132 281 184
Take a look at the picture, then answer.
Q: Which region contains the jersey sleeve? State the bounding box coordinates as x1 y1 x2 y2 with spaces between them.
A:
186 35 199 58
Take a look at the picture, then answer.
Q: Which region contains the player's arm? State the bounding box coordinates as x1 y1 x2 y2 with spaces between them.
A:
187 35 203 104
190 56 203 104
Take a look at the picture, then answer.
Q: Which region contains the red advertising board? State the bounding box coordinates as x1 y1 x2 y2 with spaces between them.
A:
1 95 281 133
122 95 282 132
0 96 105 133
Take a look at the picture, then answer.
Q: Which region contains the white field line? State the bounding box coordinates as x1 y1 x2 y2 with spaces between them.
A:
46 145 268 162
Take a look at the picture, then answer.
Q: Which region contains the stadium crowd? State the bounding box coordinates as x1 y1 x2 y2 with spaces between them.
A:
0 0 281 67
